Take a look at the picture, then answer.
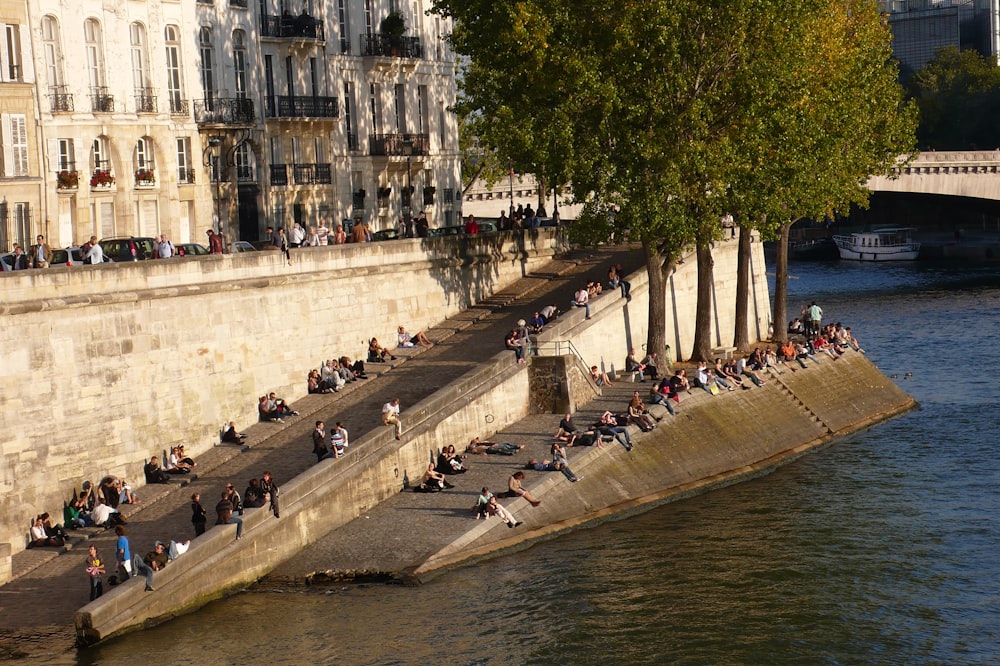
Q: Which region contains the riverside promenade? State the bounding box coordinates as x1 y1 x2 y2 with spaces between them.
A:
0 243 647 657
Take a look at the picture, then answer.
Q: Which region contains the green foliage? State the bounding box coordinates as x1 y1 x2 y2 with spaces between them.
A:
908 46 1000 150
380 10 406 37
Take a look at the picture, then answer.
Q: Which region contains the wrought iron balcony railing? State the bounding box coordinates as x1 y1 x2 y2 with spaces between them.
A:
368 133 429 156
290 163 333 185
169 96 189 116
90 87 115 113
261 14 325 40
135 88 157 113
49 86 73 113
194 97 255 125
361 34 422 58
270 164 288 186
266 95 339 119
178 168 196 184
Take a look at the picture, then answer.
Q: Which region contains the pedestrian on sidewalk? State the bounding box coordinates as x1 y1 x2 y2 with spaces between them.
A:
85 545 105 601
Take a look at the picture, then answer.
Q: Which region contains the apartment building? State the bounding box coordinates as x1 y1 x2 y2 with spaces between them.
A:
0 0 43 252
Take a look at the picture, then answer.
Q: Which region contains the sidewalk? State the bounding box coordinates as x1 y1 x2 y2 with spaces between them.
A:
0 243 646 650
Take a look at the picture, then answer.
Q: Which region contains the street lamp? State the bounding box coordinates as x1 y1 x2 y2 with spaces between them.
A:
202 135 223 236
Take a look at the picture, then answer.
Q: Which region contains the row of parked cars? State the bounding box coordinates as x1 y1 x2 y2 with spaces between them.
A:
0 236 261 271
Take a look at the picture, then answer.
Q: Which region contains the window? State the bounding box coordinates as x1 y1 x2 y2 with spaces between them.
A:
417 85 428 133
233 30 247 99
314 136 326 164
364 0 373 39
130 23 149 90
3 24 23 81
199 27 215 102
41 16 64 87
337 0 350 53
369 83 380 134
285 56 294 97
165 26 185 113
439 105 446 150
270 136 282 164
176 137 193 183
91 136 111 172
13 202 30 247
235 143 253 181
135 138 153 169
394 83 406 133
84 19 106 89
264 55 275 112
56 138 74 171
1 114 29 176
344 81 357 149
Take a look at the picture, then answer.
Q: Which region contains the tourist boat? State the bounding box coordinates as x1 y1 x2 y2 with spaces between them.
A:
832 227 920 261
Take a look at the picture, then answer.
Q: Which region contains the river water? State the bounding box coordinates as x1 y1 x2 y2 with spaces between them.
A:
72 259 999 665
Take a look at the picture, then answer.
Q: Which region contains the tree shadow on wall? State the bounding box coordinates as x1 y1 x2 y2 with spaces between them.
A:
422 229 544 310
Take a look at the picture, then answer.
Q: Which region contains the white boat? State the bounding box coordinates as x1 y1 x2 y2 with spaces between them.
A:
832 227 920 261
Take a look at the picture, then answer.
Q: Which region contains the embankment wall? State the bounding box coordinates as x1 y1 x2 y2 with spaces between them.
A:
0 231 567 560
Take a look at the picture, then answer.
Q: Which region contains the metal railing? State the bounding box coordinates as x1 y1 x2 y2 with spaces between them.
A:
49 86 74 113
261 14 325 40
90 87 114 113
361 34 422 58
346 132 360 151
135 88 157 113
169 96 188 115
193 97 255 125
266 95 339 118
270 164 288 186
368 132 429 156
533 339 587 365
178 168 196 184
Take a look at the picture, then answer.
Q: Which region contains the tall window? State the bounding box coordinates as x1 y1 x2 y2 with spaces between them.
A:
3 24 23 81
270 137 282 165
369 83 380 134
364 0 373 38
235 143 253 181
314 137 325 164
394 84 406 133
84 19 106 89
199 27 215 103
417 85 428 133
165 26 184 112
56 138 74 171
344 81 356 147
233 30 247 99
1 113 29 176
130 23 149 90
91 136 110 172
135 138 153 169
41 16 64 87
176 137 192 183
337 0 350 53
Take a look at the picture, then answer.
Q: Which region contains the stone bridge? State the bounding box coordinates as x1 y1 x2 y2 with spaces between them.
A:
867 150 1000 201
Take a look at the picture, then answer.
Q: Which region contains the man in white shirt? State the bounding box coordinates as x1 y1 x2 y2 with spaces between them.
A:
290 222 306 247
572 288 591 319
90 497 120 528
382 398 402 440
156 234 174 259
84 236 106 265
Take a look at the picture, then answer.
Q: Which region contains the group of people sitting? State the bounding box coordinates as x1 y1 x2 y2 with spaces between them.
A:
311 420 350 461
258 391 299 423
308 357 369 394
144 447 197 484
572 263 636 321
417 445 468 492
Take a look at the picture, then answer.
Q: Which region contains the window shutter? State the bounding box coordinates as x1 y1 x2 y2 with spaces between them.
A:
0 25 8 83
18 25 33 83
1 114 13 177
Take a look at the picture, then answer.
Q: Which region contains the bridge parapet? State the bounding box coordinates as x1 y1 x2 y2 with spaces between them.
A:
869 151 1000 200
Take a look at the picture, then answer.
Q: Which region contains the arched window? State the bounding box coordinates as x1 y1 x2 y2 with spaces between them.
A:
130 23 150 90
135 137 154 170
41 16 64 87
233 30 247 99
84 19 106 89
199 27 215 103
164 25 185 114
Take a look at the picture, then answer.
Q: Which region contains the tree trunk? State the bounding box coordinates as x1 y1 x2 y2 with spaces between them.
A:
644 241 670 363
733 224 752 352
690 238 715 362
772 221 792 344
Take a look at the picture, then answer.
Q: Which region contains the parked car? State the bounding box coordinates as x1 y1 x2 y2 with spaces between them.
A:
372 228 401 241
51 247 86 266
175 243 209 257
100 237 156 262
427 226 463 238
231 241 257 253
477 221 500 234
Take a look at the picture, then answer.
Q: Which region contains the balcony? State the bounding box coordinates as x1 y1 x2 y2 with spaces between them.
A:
368 133 429 156
178 168 196 184
49 86 73 113
194 97 255 126
361 34 422 59
135 88 157 114
270 164 288 186
169 96 189 116
291 163 332 185
266 95 339 119
261 14 325 41
90 87 115 113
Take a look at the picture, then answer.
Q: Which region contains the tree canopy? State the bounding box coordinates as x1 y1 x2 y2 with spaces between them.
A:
435 0 916 357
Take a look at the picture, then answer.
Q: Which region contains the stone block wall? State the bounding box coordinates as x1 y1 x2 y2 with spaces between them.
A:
0 231 567 556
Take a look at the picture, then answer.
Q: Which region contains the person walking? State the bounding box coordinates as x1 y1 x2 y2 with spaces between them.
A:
85 545 106 601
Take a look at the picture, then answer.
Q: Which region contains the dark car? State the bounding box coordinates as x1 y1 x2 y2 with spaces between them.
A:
427 226 462 238
175 243 210 257
372 228 401 241
100 237 156 262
